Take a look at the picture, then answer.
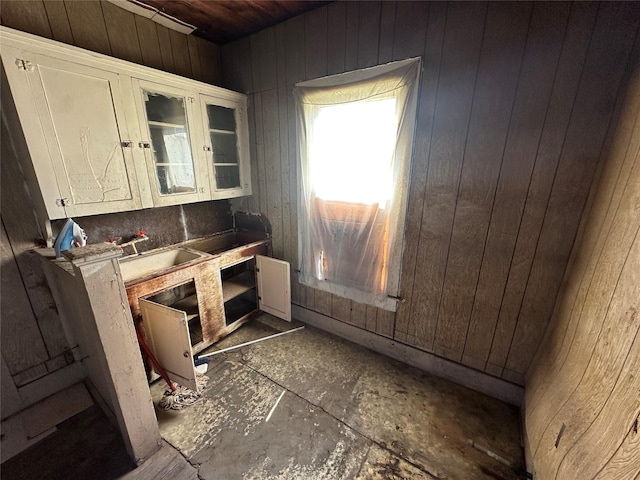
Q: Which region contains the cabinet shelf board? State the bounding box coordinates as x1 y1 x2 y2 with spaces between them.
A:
171 293 199 314
148 120 185 129
222 270 255 303
214 163 239 167
210 129 235 135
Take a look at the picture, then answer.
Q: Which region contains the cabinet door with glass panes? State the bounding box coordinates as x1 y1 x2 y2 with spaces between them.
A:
200 95 251 199
132 80 210 206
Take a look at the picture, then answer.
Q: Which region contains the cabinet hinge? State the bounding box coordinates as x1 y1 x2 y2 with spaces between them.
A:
15 58 34 71
56 198 70 207
188 97 195 104
258 296 262 301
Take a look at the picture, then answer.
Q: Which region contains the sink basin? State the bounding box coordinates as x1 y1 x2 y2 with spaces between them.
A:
118 248 206 283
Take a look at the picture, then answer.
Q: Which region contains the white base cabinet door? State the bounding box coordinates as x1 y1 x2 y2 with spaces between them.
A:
137 255 290 390
139 298 198 392
256 255 291 322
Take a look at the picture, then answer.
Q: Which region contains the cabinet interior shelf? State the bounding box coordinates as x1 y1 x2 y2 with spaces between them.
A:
210 129 235 135
222 270 255 303
148 120 185 129
171 293 198 314
214 163 239 167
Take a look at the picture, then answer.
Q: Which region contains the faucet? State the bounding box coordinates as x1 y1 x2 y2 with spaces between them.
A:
108 231 149 255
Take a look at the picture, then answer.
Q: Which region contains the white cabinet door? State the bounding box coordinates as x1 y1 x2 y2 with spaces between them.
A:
139 299 197 391
256 255 291 321
7 51 145 218
199 94 251 199
132 79 210 207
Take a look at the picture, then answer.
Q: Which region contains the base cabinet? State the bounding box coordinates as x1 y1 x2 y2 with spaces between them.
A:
133 254 290 391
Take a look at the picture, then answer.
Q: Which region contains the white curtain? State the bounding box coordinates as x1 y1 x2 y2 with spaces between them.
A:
294 57 420 311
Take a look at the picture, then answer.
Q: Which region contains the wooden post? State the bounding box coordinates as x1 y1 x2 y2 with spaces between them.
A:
63 244 160 464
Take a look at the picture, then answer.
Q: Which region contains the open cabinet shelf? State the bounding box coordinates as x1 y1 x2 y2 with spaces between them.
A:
222 270 255 302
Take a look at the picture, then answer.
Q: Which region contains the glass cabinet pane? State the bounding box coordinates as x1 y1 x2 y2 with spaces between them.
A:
206 104 241 189
143 90 196 195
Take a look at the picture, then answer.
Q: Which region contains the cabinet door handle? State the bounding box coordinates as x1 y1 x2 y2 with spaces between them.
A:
121 141 133 148
203 146 212 152
139 141 151 149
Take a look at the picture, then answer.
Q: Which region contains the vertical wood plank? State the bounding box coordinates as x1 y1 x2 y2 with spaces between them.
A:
407 1 487 352
253 28 277 92
527 42 640 423
0 222 49 374
64 0 111 55
250 33 262 92
394 1 447 344
331 294 351 323
357 1 381 69
275 22 287 88
305 6 328 80
198 37 222 86
486 2 599 376
285 15 306 86
278 86 291 263
253 92 268 213
526 49 640 452
287 85 300 303
221 43 237 89
156 25 176 74
433 2 531 361
102 1 142 64
538 240 640 478
169 30 192 78
344 2 360 72
247 94 260 214
0 102 68 360
377 309 395 338
285 13 305 302
462 2 571 371
350 301 367 329
42 1 74 44
262 89 283 258
236 37 254 93
504 1 640 378
1 0 52 38
591 408 640 479
187 35 202 82
392 1 430 61
523 35 640 473
327 2 347 75
378 2 397 64
315 291 332 316
365 305 378 332
134 16 164 71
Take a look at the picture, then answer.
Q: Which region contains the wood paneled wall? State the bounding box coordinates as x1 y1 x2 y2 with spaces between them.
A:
524 48 640 480
221 1 640 386
0 0 223 407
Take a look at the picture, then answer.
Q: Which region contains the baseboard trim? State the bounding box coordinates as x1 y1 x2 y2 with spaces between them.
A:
292 304 524 406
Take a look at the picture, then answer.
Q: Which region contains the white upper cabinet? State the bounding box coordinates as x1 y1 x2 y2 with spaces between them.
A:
200 95 251 198
132 80 209 206
0 26 251 224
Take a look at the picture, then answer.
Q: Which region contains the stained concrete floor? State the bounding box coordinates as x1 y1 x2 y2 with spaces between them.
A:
149 314 525 480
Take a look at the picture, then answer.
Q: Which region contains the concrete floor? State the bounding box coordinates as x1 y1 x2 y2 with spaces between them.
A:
149 314 524 480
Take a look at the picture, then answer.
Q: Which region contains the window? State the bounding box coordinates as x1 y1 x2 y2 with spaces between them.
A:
294 58 420 311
